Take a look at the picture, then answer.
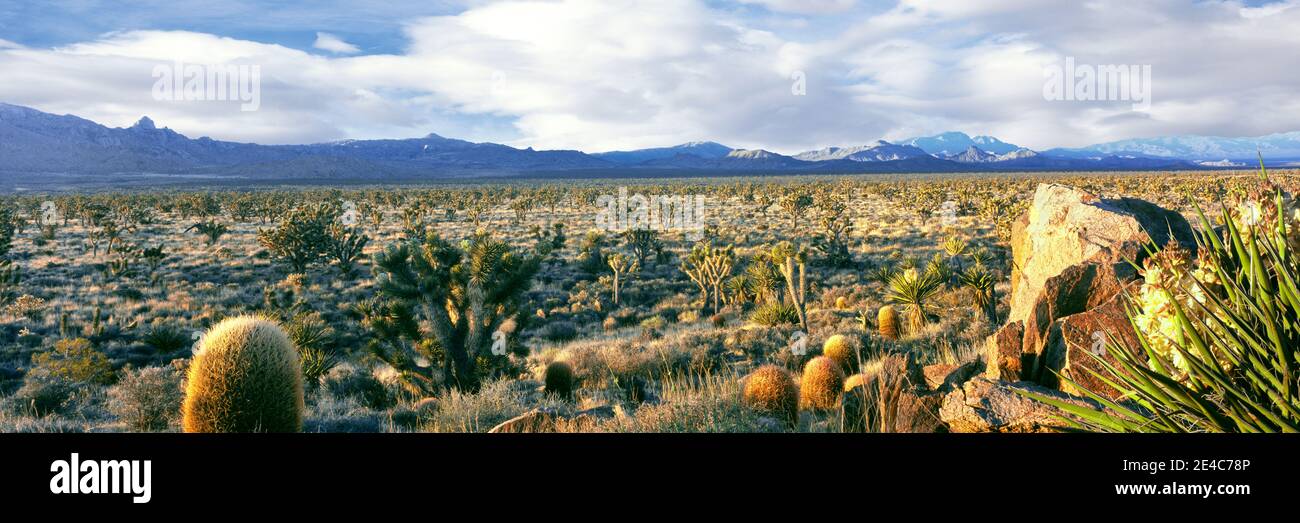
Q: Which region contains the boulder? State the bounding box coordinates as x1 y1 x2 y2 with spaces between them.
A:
922 361 979 392
488 408 559 433
984 320 1025 381
939 377 1102 433
1040 285 1144 399
1021 262 1133 375
1008 184 1195 328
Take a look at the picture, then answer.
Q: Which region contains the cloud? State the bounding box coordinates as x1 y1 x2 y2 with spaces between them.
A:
313 32 360 54
0 0 1298 152
736 0 858 14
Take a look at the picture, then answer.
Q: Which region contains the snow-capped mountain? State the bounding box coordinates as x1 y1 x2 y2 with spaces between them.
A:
594 141 733 164
899 131 1021 156
0 102 1263 181
1047 132 1300 160
794 141 930 162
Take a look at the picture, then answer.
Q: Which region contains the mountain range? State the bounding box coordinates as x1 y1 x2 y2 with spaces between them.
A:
1 102 1296 181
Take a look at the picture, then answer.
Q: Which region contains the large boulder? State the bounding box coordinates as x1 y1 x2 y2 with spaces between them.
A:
1021 261 1133 375
1008 184 1195 328
1040 285 1144 399
939 377 1102 433
984 320 1025 381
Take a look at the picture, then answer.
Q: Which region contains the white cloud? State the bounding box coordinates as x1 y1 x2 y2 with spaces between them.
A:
313 32 360 54
737 0 858 14
0 0 1298 153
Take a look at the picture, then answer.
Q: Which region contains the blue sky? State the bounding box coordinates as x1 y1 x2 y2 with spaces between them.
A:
1 0 1297 153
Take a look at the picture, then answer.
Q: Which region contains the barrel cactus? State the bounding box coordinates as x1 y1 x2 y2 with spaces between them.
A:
182 316 305 433
877 305 899 340
821 334 854 370
742 365 798 425
544 361 575 398
799 356 845 411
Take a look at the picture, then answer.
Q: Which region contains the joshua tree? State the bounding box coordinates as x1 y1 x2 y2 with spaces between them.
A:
681 243 735 315
186 220 229 247
811 198 853 268
257 204 334 273
623 228 660 267
770 242 809 330
366 231 539 391
606 252 638 307
778 190 814 233
326 223 370 278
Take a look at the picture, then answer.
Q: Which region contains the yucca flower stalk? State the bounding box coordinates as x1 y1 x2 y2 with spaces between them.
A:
885 268 944 335
1024 161 1300 433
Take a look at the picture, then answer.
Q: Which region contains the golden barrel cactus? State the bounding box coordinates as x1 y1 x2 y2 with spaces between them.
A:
877 305 899 340
742 365 798 425
182 316 305 433
799 356 845 411
821 334 854 370
834 296 849 310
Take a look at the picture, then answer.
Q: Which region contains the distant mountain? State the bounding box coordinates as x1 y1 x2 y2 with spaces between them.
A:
1047 132 1300 160
942 146 1000 163
794 141 930 162
593 141 733 164
0 102 1266 182
900 131 1021 156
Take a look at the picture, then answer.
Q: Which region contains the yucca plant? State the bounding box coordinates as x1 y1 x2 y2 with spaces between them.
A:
1025 163 1300 432
885 268 944 335
958 263 999 324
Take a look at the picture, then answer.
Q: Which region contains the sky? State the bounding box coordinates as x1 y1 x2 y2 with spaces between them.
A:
0 0 1297 154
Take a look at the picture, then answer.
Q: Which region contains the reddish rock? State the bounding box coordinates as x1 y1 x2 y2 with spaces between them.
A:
1041 285 1143 399
922 362 978 392
939 377 1102 433
1021 262 1133 380
984 320 1025 381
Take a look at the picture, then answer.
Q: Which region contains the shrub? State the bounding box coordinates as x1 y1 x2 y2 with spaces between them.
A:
742 365 798 425
30 338 114 385
799 356 844 411
544 361 574 398
108 366 184 431
182 316 304 432
141 325 189 354
12 374 76 417
538 321 578 343
749 302 799 326
323 368 393 410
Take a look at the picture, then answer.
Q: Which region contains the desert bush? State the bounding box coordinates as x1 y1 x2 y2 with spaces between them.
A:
182 316 304 433
799 356 844 411
30 338 114 385
749 302 799 326
537 320 578 343
742 365 798 425
141 325 189 354
11 374 77 417
257 203 335 273
108 365 184 431
323 368 394 410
